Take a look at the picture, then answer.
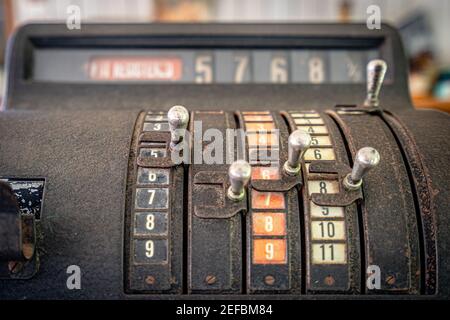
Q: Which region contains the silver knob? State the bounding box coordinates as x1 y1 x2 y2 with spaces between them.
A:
227 160 251 201
364 59 387 108
344 147 380 190
283 130 311 176
168 105 189 148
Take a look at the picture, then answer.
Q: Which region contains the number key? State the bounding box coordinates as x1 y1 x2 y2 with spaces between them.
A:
251 166 280 180
139 148 167 159
252 190 286 209
311 243 346 264
294 118 324 125
311 221 346 240
297 125 328 135
143 122 170 132
252 212 286 236
310 201 344 218
137 168 170 185
310 136 332 147
134 239 168 264
253 239 287 264
308 180 340 195
135 188 169 209
304 148 336 161
134 212 168 236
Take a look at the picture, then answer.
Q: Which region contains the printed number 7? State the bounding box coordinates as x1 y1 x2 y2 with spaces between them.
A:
148 189 155 205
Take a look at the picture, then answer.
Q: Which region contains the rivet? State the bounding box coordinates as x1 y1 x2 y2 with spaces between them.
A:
145 275 156 285
386 275 396 285
205 275 217 285
324 275 335 286
264 275 275 286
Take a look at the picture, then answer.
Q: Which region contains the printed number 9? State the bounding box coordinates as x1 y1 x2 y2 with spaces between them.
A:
145 240 154 258
265 242 274 260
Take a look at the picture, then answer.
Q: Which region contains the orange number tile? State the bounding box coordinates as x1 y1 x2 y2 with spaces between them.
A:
252 212 286 236
242 111 271 115
251 166 280 180
243 115 273 122
247 133 279 147
245 122 276 132
251 190 285 209
253 239 287 264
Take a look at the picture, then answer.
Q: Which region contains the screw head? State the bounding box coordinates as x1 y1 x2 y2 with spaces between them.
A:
145 275 156 285
324 275 336 286
205 275 217 285
264 275 275 286
386 275 396 285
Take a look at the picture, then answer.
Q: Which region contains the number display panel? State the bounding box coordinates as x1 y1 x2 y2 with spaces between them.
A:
33 48 384 84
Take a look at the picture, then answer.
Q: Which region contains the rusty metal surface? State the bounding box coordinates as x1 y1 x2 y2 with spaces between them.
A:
329 109 420 293
1 106 447 298
382 111 438 295
193 171 246 219
188 111 243 294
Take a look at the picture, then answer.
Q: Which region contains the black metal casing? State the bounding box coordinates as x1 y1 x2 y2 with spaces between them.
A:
0 23 449 300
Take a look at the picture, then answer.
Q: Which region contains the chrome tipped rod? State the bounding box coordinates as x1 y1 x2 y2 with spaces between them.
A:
364 59 387 108
227 160 251 201
283 130 311 176
167 105 190 149
344 147 380 190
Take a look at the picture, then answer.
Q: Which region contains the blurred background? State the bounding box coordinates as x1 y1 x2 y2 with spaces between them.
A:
1 0 450 111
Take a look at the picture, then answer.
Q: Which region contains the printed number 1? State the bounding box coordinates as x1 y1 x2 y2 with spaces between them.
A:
320 244 335 261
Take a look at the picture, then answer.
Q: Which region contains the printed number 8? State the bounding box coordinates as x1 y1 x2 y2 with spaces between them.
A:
146 214 155 230
265 216 274 232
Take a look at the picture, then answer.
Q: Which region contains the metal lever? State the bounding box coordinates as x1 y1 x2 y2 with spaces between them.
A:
167 105 189 149
343 147 380 190
364 59 387 108
227 160 251 201
283 130 311 176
